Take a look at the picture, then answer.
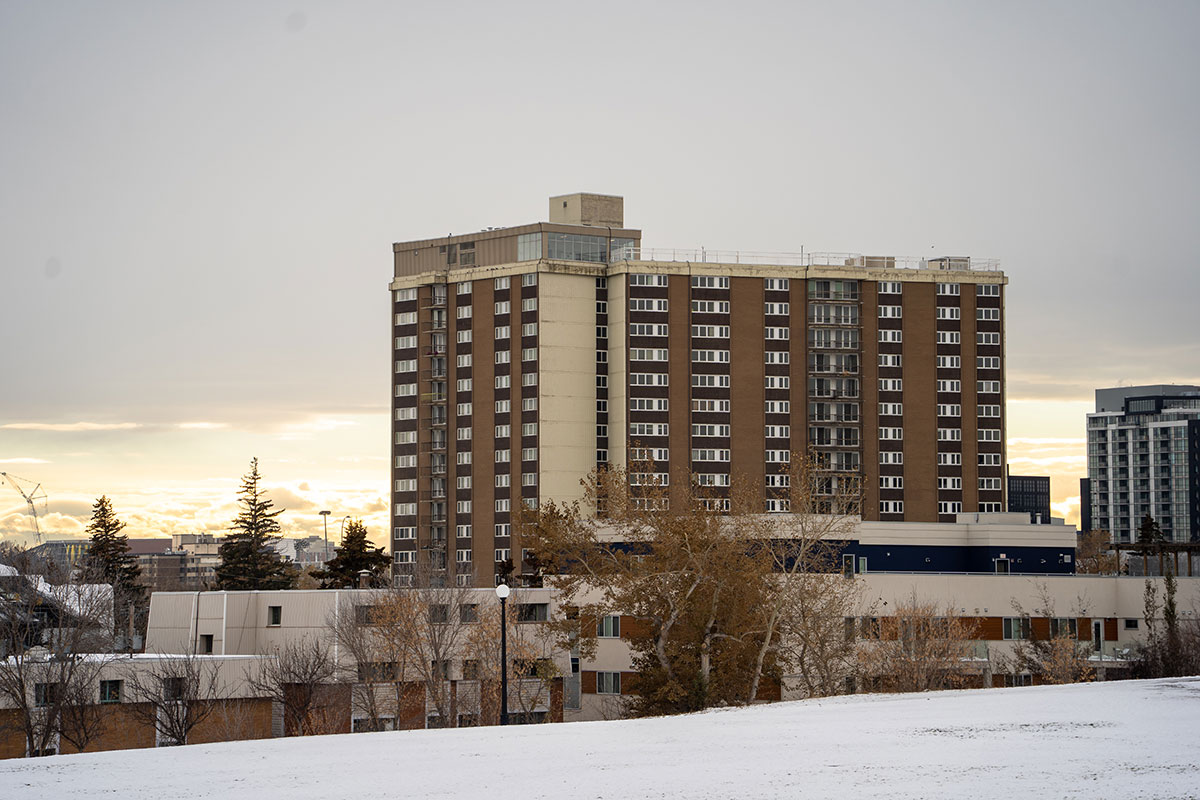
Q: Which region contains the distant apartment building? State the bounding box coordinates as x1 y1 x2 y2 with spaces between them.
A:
1080 478 1093 533
1008 475 1051 523
1086 385 1200 542
390 193 1009 586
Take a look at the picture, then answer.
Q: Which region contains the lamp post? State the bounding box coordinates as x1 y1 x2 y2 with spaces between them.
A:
319 510 330 558
340 515 352 544
495 583 510 725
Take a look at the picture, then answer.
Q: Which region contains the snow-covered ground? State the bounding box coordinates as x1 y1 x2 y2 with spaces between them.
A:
2 678 1198 799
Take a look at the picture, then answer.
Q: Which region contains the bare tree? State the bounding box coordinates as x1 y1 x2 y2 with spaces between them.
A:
858 593 980 693
0 567 115 756
524 450 864 716
1004 587 1095 685
249 637 339 736
742 453 861 702
1075 529 1119 575
329 576 483 729
780 573 871 699
461 593 560 724
123 653 222 746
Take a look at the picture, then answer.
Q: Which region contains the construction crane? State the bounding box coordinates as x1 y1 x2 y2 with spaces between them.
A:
1 472 48 543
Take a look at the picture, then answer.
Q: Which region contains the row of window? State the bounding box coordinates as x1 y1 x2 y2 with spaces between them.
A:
399 276 997 305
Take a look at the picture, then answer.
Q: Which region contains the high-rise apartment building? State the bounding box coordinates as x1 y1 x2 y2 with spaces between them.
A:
390 194 1008 585
1008 474 1051 524
1086 385 1200 542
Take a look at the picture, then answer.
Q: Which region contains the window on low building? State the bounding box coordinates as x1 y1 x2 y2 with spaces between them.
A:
1002 617 1031 640
597 615 621 638
100 679 123 704
596 671 621 694
516 602 549 623
34 682 59 708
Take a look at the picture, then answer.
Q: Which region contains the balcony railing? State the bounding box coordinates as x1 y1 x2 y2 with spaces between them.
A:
613 248 1000 272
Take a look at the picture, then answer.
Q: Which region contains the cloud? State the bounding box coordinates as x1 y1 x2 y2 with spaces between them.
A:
177 422 229 430
1008 455 1087 469
266 487 319 513
0 422 141 432
0 458 50 464
1052 495 1080 520
275 417 359 441
1007 437 1086 446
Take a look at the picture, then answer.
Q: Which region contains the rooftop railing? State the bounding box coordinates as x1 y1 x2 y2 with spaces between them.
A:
614 247 1000 272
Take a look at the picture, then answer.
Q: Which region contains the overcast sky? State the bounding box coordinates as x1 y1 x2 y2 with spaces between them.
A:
2 1 1198 542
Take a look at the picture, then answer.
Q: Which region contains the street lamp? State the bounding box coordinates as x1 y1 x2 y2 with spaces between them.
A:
495 583 510 726
319 510 331 557
340 515 352 544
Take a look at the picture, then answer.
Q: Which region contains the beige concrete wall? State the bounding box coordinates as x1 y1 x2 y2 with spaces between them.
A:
537 271 600 506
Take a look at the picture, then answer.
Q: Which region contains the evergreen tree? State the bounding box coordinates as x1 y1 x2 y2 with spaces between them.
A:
312 519 391 589
81 496 145 635
215 458 296 590
1137 514 1166 546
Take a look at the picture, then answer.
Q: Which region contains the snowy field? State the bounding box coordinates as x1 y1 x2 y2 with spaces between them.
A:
2 677 1197 800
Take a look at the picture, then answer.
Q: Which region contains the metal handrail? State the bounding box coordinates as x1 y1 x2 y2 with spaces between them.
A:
614 247 1000 272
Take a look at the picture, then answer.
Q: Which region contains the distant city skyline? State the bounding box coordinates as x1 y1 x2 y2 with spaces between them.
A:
3 2 1198 543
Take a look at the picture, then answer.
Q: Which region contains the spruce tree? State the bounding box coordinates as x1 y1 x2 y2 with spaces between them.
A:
81 496 145 634
215 458 296 590
1137 514 1165 545
312 519 391 588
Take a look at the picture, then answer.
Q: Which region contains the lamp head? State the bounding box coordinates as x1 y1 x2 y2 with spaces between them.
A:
495 584 510 600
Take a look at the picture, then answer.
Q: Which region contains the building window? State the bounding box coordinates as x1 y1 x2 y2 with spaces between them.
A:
977 308 1001 321
1003 617 1031 640
517 603 549 623
597 615 621 638
517 233 542 261
596 671 621 694
163 677 185 701
267 606 282 626
200 634 214 654
100 679 123 704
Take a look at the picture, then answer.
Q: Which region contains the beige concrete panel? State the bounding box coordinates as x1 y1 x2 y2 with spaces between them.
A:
538 271 599 506
549 193 624 227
